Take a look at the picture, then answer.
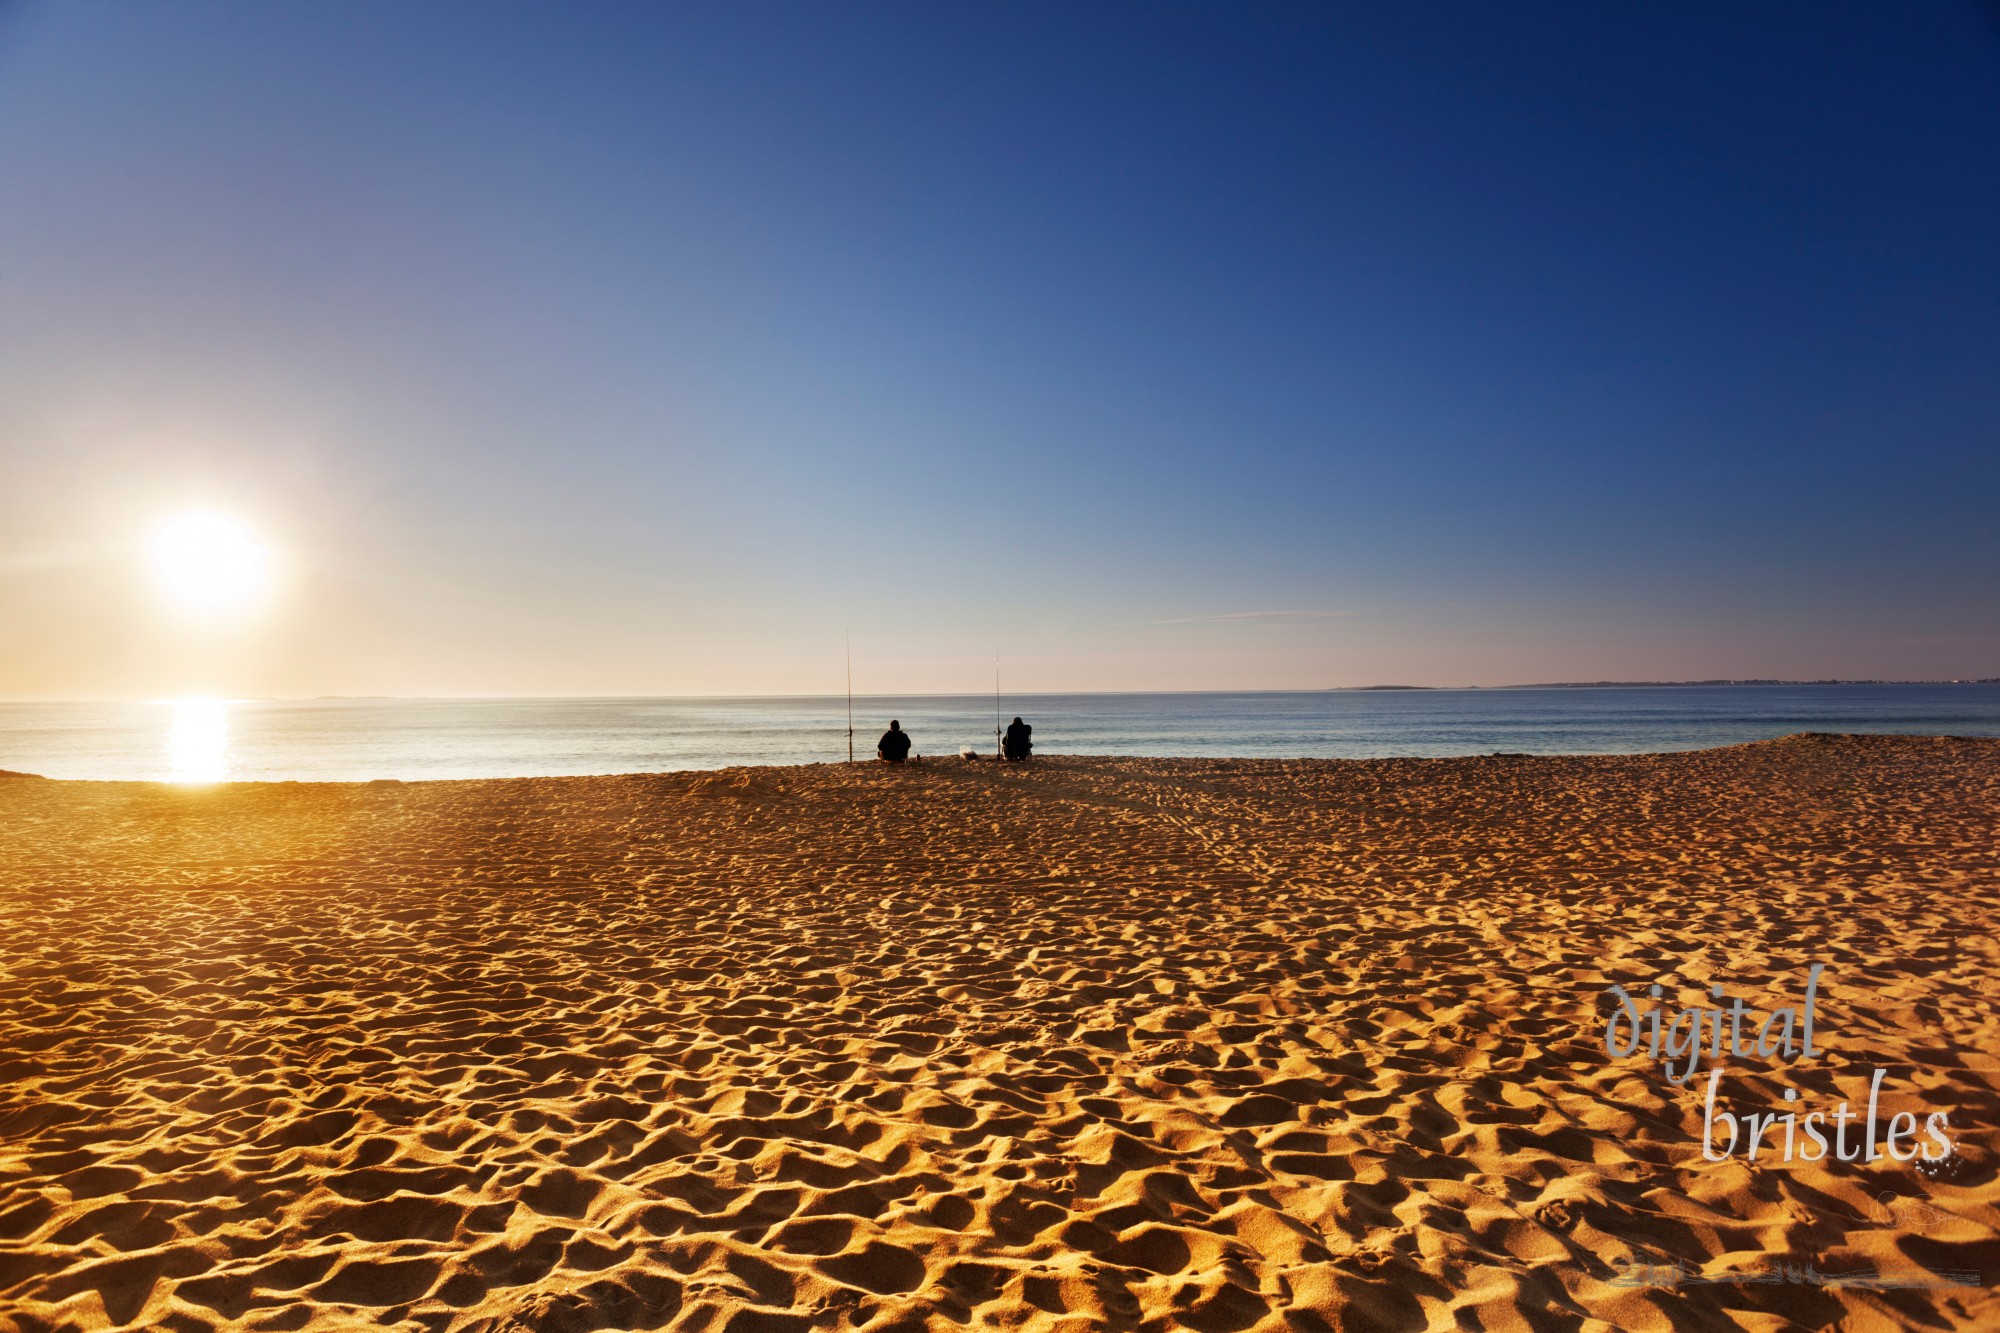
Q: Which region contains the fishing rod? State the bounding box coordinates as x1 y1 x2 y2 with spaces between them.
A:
994 653 1001 760
846 633 854 764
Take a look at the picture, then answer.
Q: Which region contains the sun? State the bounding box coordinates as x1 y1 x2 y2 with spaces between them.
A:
148 510 273 613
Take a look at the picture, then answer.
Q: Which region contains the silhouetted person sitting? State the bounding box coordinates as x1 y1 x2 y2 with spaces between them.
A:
877 720 913 763
1003 716 1032 761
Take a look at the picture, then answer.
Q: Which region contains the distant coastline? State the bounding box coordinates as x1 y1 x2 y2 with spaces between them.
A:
1344 679 1999 691
1495 678 2000 689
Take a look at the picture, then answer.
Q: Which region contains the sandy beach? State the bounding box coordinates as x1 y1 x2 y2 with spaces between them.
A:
1 733 1996 1332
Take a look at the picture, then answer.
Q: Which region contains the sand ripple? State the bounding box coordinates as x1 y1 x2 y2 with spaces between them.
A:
0 735 1996 1330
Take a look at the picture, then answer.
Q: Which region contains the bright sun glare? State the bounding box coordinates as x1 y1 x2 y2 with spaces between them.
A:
148 510 272 612
165 697 232 783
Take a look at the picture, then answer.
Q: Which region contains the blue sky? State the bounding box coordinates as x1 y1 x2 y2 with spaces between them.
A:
1 3 1996 696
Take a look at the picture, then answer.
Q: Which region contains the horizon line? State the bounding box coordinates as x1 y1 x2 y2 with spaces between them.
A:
4 678 1998 706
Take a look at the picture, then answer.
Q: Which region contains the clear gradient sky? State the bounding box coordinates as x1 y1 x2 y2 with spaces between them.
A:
2 3 1996 698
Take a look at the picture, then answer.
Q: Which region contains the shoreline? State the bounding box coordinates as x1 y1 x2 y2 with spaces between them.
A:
4 729 1999 788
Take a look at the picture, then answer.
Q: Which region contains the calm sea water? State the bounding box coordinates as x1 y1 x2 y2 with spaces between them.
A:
1 686 1996 783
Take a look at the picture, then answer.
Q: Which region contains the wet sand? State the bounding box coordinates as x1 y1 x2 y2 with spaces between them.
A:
1 734 1996 1331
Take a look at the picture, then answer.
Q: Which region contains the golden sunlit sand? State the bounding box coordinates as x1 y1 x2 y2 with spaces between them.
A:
1 735 1996 1331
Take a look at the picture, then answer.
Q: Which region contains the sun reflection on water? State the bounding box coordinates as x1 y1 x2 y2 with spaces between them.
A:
165 698 232 783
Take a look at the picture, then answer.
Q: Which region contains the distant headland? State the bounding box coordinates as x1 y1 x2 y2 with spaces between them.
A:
1342 679 2000 691
1502 678 2000 689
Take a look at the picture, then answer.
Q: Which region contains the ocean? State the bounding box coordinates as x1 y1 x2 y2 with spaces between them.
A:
1 685 1997 783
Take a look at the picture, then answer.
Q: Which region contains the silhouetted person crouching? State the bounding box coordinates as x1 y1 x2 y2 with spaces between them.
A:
1003 716 1032 762
877 720 913 763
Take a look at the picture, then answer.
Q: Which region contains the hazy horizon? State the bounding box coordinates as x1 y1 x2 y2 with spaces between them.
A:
9 677 2000 707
